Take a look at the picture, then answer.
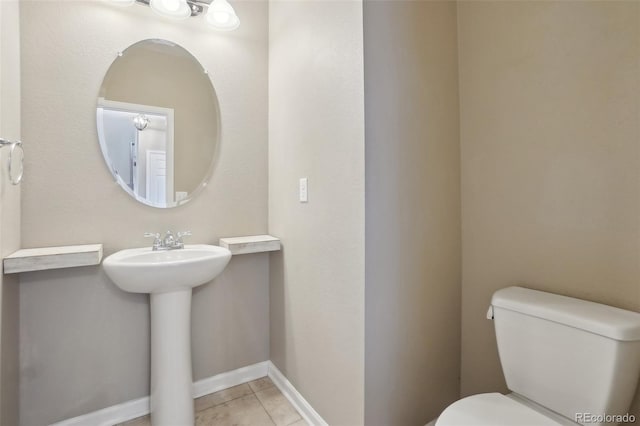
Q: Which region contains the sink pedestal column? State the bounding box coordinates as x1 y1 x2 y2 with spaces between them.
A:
150 289 194 426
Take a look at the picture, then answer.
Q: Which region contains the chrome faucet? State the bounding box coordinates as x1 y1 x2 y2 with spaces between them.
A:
144 230 191 251
163 231 175 248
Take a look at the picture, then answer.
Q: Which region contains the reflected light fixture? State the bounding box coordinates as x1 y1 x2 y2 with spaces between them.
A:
108 0 240 30
133 114 150 131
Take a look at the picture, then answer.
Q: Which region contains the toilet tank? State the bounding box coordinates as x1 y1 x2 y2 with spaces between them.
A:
491 287 640 424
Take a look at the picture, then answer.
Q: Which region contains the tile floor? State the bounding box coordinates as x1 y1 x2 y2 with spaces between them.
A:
118 376 308 426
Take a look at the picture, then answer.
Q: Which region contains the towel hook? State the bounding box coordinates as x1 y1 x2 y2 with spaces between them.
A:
0 138 24 185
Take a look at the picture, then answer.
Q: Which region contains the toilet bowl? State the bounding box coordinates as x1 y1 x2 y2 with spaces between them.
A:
436 286 640 426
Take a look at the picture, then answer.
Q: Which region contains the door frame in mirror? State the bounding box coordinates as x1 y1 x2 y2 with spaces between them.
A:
97 97 176 208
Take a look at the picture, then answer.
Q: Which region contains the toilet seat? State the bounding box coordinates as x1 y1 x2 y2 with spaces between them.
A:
436 393 572 426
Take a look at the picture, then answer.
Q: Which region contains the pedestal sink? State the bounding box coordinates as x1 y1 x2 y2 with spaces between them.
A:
103 244 232 426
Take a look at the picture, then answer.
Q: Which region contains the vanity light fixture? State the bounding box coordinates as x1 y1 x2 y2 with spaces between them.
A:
149 0 191 20
108 0 240 30
205 0 240 31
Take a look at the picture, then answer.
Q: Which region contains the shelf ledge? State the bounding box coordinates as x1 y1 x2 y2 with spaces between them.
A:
3 244 103 274
219 235 281 255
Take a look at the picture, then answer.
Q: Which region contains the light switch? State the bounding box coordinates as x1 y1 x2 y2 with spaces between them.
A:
299 178 308 203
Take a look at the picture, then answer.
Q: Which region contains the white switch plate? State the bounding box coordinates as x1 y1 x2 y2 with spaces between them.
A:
299 178 308 203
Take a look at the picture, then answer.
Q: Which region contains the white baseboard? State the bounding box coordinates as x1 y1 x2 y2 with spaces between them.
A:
50 395 150 426
192 361 269 398
50 361 270 426
267 361 328 426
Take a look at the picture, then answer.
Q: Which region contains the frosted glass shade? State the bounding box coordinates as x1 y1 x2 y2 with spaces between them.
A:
149 0 191 20
205 0 240 31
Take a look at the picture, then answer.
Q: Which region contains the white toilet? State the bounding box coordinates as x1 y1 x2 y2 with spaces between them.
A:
437 286 640 426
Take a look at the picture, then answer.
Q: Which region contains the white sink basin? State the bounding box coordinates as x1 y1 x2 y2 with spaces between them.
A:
103 244 231 294
103 244 231 426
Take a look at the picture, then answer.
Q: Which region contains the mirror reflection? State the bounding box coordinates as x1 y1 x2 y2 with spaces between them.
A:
96 39 220 208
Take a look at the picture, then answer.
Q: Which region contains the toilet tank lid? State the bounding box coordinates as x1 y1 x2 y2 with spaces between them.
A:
492 287 640 341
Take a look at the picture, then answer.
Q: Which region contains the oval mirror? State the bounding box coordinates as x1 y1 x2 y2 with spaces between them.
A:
96 39 220 208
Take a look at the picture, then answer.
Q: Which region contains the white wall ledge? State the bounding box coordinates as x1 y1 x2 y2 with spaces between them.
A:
3 244 103 274
219 235 281 255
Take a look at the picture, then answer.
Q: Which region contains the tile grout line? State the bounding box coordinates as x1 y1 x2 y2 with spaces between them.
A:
242 378 280 426
195 383 257 414
253 387 278 426
252 380 304 426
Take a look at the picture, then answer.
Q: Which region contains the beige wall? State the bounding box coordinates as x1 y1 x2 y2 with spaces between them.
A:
268 1 365 424
19 2 269 425
363 1 461 424
458 0 640 418
0 1 21 425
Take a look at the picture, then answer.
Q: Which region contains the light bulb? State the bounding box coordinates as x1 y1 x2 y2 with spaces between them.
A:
206 0 239 31
149 0 191 19
161 0 180 11
213 11 230 24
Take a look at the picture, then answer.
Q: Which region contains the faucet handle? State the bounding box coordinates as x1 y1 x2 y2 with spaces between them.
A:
176 231 191 245
144 232 162 250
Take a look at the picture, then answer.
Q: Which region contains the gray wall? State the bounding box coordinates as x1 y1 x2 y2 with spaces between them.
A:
363 1 461 424
268 1 366 424
458 0 640 418
0 1 21 424
19 2 269 425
